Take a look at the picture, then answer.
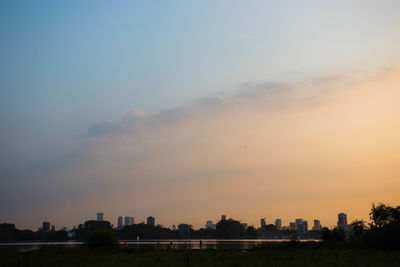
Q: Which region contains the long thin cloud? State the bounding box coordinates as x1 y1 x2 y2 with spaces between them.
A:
228 31 260 40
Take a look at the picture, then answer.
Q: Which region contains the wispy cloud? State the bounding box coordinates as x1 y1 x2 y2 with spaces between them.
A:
228 31 260 40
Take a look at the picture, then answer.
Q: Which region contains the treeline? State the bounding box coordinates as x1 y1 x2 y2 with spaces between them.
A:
322 203 400 250
0 223 68 242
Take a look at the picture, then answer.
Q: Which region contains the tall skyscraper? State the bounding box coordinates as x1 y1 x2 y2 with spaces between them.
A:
260 218 266 228
297 222 306 237
221 215 226 221
42 222 50 232
313 219 322 231
97 212 104 222
275 218 282 230
295 218 303 230
124 216 134 226
147 216 155 226
337 213 348 228
303 220 308 232
295 219 308 237
118 216 124 228
289 222 296 231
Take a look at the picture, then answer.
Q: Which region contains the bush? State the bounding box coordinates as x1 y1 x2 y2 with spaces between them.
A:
85 228 118 248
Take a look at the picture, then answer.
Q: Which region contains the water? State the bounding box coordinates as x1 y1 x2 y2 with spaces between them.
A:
0 239 321 251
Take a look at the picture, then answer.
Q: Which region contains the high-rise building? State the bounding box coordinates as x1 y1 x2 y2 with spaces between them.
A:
275 218 282 230
118 216 124 228
147 216 155 226
313 220 322 231
260 218 266 228
303 220 308 232
221 215 226 221
289 222 296 231
42 222 50 232
337 213 347 228
172 225 177 231
124 216 134 226
295 219 308 237
295 218 303 230
97 212 104 222
51 225 56 232
241 223 248 230
297 222 306 237
205 220 215 229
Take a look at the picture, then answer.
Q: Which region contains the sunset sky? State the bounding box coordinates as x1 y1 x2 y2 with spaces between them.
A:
1 0 399 230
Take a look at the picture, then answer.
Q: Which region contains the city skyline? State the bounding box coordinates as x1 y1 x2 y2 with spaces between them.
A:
26 211 353 232
1 1 399 230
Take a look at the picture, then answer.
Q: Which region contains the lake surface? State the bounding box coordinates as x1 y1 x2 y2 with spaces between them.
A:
0 239 321 251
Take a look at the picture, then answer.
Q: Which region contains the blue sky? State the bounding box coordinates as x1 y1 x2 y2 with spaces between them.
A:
1 0 400 228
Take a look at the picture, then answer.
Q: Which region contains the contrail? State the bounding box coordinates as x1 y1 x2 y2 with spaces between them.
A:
228 31 260 40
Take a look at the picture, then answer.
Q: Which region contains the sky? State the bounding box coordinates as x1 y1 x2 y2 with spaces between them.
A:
0 0 399 230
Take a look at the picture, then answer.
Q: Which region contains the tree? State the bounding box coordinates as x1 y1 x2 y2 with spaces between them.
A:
246 226 258 239
366 203 400 249
351 220 367 237
215 219 244 239
85 228 118 248
370 203 400 228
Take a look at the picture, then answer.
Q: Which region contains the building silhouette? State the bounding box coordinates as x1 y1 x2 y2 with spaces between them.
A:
117 216 123 228
337 213 347 228
42 222 50 232
275 218 282 230
313 219 322 231
221 215 226 221
205 220 215 229
260 218 266 228
97 212 103 222
125 216 134 226
147 216 155 226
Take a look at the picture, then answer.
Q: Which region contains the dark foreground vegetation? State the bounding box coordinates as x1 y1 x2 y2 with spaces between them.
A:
1 244 400 267
1 203 399 266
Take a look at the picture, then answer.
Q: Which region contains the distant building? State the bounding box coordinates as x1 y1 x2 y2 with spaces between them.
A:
337 213 347 228
241 223 248 230
147 216 155 226
295 219 308 237
275 218 282 230
312 220 322 231
118 216 124 228
205 220 215 229
221 215 226 221
178 224 193 232
295 218 303 230
61 227 67 231
42 222 50 232
125 216 134 226
289 222 296 231
260 218 266 228
297 223 306 237
51 225 56 232
97 212 104 222
172 225 177 231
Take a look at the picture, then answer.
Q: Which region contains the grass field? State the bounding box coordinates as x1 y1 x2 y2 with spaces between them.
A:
1 245 400 266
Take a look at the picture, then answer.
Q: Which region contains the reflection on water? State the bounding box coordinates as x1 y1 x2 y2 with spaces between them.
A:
0 239 321 251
